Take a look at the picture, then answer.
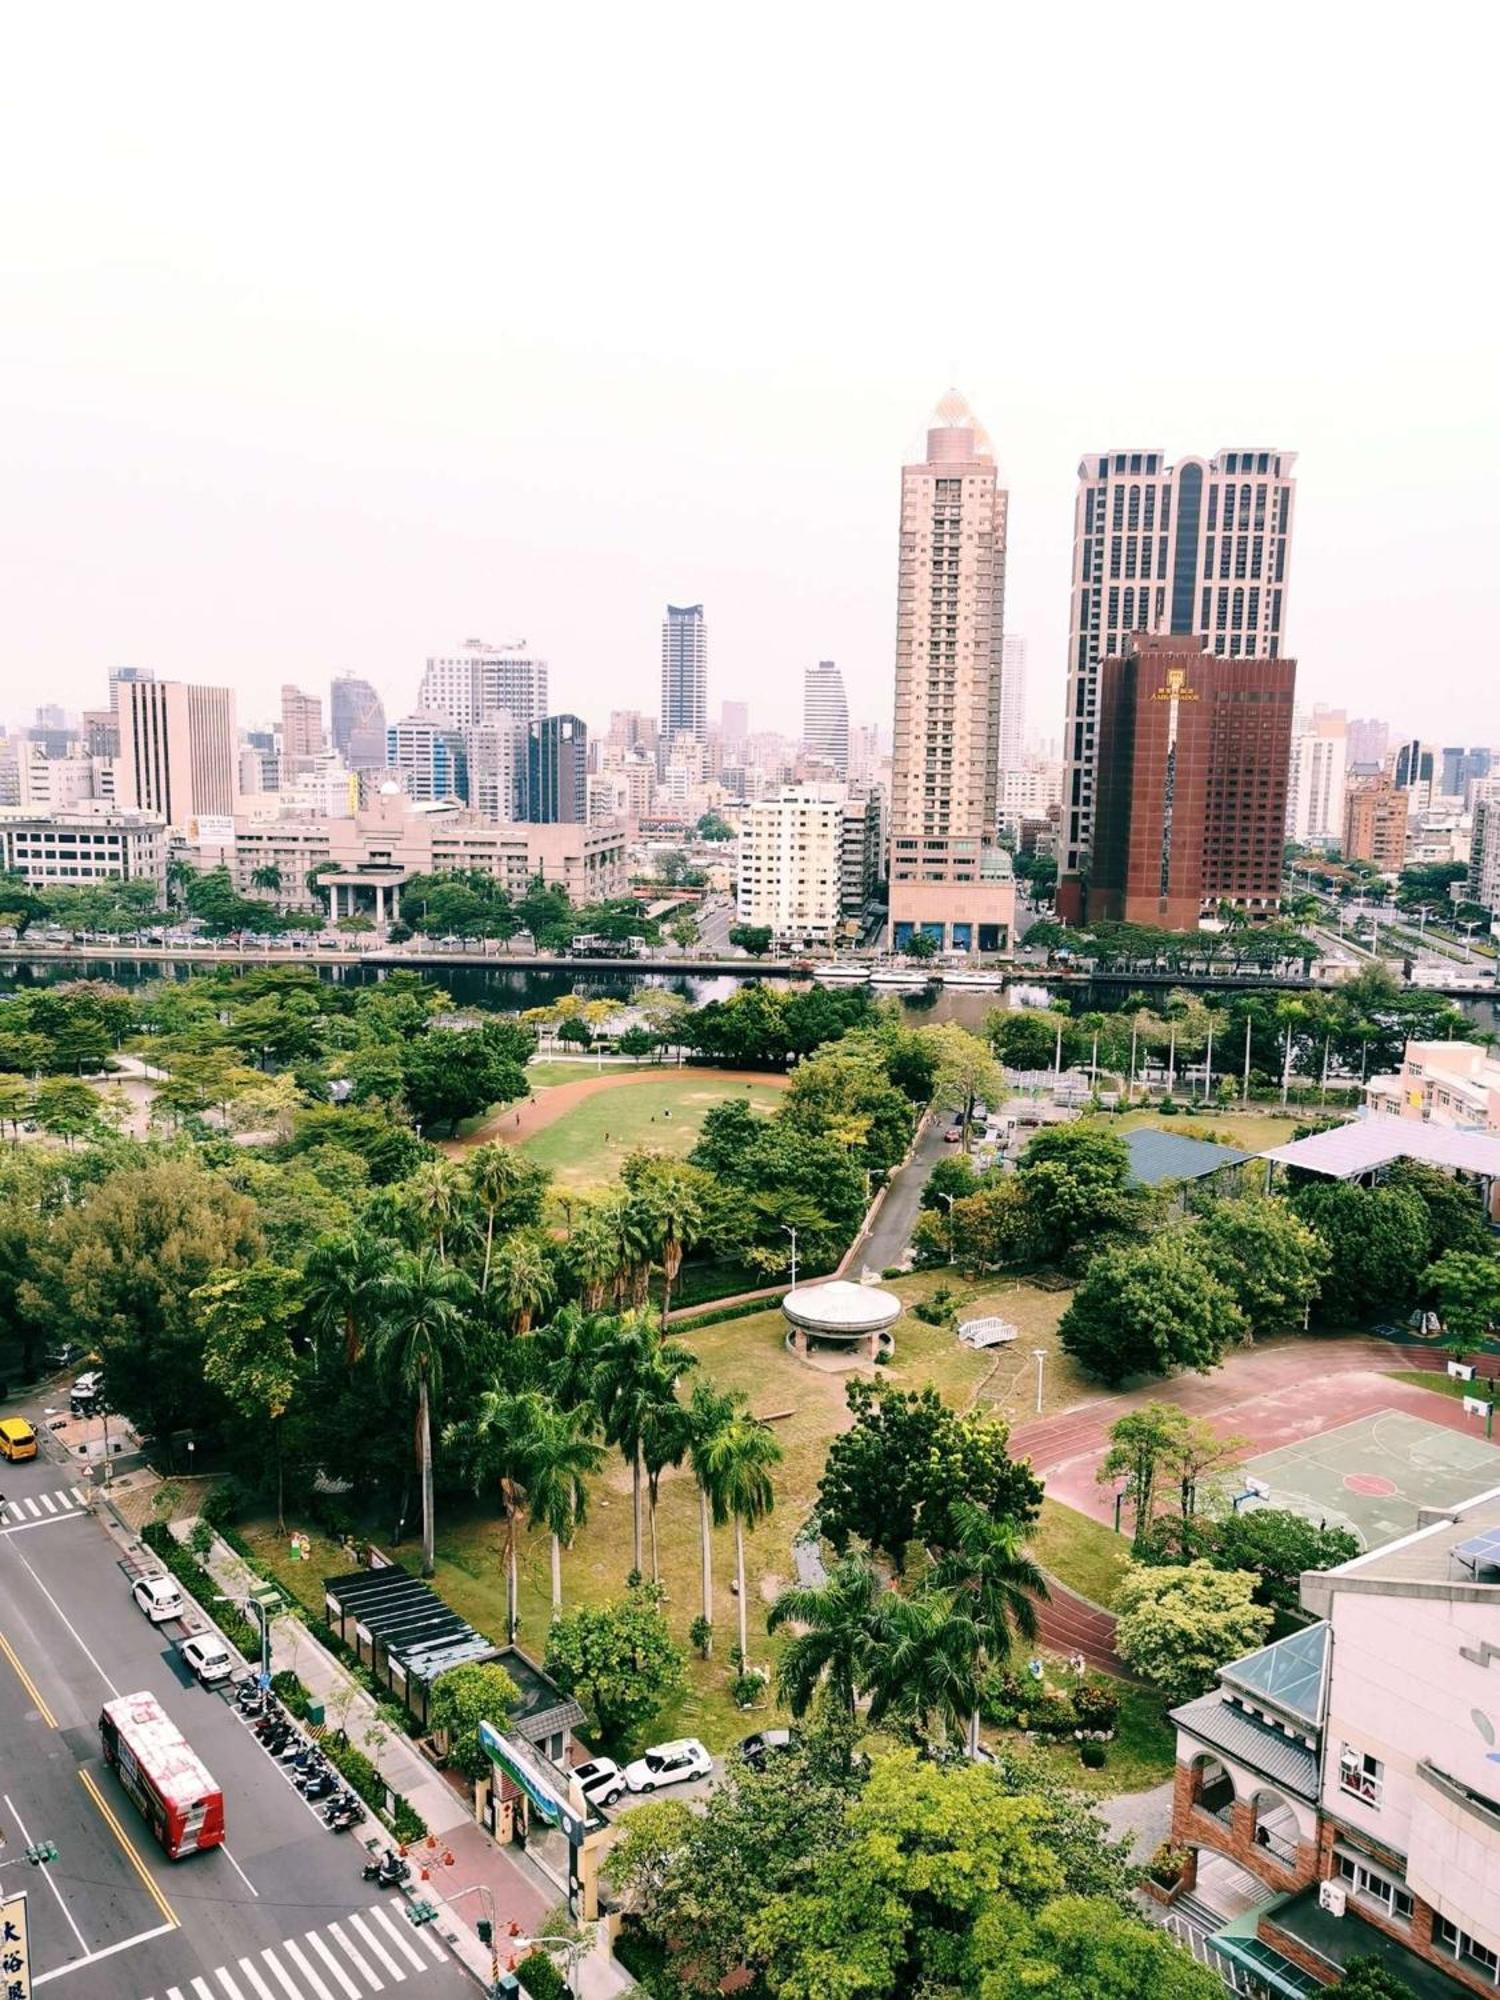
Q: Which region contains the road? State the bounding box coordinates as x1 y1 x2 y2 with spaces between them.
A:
0 1425 474 2000
852 1114 953 1273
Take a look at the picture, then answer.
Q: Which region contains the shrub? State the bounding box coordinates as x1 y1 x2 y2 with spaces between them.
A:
272 1670 311 1718
1079 1739 1107 1769
913 1284 959 1328
1146 1842 1189 1888
689 1616 713 1660
979 1669 1032 1727
1071 1679 1120 1735
201 1475 252 1529
518 1952 569 2000
391 1797 427 1846
881 1265 906 1281
1157 1097 1181 1116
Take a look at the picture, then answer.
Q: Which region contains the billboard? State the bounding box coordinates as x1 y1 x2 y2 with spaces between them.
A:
478 1722 588 1848
188 815 236 850
2 1890 30 1999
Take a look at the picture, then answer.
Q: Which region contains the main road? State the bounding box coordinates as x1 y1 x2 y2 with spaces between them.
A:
0 1426 475 2000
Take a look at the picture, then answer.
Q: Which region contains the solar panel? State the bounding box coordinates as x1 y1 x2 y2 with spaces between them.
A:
1455 1530 1500 1575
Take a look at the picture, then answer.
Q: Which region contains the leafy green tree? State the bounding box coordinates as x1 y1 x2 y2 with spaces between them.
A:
818 1381 1042 1568
594 1310 698 1577
700 1406 781 1661
987 1009 1081 1072
1289 1180 1432 1322
1330 1955 1419 2000
902 928 938 961
1387 1158 1496 1261
638 1163 706 1319
427 1660 521 1779
971 1894 1225 2000
767 1551 882 1721
1017 1124 1151 1266
1114 1561 1272 1701
400 1020 531 1133
728 923 773 955
20 1158 263 1454
669 913 700 949
1206 1509 1360 1616
445 1386 552 1640
525 1397 605 1615
302 1228 391 1367
687 1377 744 1643
697 813 734 841
1422 1248 1500 1355
196 1262 302 1531
1097 1403 1193 1550
31 1077 105 1146
462 1146 550 1287
1059 1237 1246 1385
1194 1195 1330 1337
921 1023 1005 1153
369 1247 475 1574
0 1077 33 1142
949 1180 1040 1275
920 1154 984 1211
544 1586 686 1751
488 1229 557 1334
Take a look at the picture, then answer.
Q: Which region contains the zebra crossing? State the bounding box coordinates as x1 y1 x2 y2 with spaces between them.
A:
0 1484 91 1526
140 1898 452 2000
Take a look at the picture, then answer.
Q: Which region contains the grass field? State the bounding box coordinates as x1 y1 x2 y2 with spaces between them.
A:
1085 1105 1305 1155
520 1074 785 1189
524 1059 662 1088
244 1270 1098 1753
1388 1367 1500 1406
1028 1498 1134 1609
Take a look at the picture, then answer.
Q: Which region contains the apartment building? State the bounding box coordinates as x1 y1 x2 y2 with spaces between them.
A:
1345 774 1410 871
1171 1483 1500 1995
1468 799 1500 917
0 809 167 893
1287 709 1349 848
737 788 843 944
1366 1040 1500 1133
116 679 238 828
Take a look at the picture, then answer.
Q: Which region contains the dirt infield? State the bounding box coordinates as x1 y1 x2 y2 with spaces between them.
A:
1011 1336 1490 1528
445 1066 787 1153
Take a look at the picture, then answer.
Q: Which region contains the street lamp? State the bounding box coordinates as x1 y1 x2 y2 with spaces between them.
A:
782 1224 798 1291
1031 1349 1047 1415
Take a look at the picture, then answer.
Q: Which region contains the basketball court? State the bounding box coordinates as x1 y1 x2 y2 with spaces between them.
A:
1232 1408 1500 1550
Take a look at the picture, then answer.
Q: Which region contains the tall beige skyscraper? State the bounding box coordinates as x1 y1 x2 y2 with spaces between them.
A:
117 679 238 829
280 683 324 774
887 392 1015 954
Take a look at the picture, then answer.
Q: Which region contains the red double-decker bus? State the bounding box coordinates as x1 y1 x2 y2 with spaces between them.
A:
99 1690 225 1859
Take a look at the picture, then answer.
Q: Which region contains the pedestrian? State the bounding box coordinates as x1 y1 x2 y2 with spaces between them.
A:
604 1130 609 1142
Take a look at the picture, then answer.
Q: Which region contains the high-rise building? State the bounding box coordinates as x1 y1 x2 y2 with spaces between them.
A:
1343 774 1409 871
330 676 388 769
108 665 154 712
116 679 238 829
418 640 548 731
661 605 708 745
737 789 844 944
1467 798 1500 916
1088 634 1296 929
997 635 1027 781
887 392 1015 954
840 792 883 918
1391 739 1437 814
1346 716 1390 770
526 715 588 824
385 713 468 804
280 684 324 773
464 714 523 823
1439 746 1492 800
1286 707 1348 848
1058 446 1297 921
802 661 850 776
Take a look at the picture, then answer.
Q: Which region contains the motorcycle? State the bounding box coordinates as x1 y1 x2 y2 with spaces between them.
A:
252 1710 283 1740
324 1794 365 1831
300 1770 337 1800
361 1854 411 1888
279 1734 312 1761
263 1724 293 1755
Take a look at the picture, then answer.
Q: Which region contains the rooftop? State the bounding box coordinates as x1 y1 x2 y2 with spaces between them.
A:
1261 1113 1500 1181
1244 1884 1472 2000
102 1690 220 1812
1219 1623 1328 1728
1123 1126 1254 1187
783 1279 902 1335
1305 1484 1500 1596
1170 1691 1320 1801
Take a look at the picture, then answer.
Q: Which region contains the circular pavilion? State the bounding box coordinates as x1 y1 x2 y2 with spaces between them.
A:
783 1280 901 1363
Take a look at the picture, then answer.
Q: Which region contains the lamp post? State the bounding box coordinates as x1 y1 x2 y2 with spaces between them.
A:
782 1224 798 1292
1031 1348 1047 1415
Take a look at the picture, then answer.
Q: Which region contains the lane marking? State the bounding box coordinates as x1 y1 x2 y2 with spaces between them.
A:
327 1921 381 1990
306 1931 362 2000
70 1487 87 1505
4 1789 90 1959
260 1946 302 2000
193 1981 217 2000
215 1968 250 2000
371 1904 426 1972
39 1493 57 1515
24 1497 42 1518
0 1626 59 1726
167 1987 187 2000
220 1841 259 1897
78 1768 178 1928
31 1920 177 1988
281 1937 334 2000
236 1957 278 2000
0 1510 86 1539
347 1914 404 1982
6 1538 119 1694
414 1919 447 1965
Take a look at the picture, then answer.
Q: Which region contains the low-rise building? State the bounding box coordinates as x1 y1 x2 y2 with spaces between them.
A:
1170 1483 1500 1995
0 808 167 893
1366 1041 1500 1133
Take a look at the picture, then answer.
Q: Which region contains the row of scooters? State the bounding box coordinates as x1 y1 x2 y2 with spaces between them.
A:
237 1680 371 1835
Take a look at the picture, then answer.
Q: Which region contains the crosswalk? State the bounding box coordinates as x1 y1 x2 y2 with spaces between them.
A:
0 1485 90 1525
140 1899 451 2000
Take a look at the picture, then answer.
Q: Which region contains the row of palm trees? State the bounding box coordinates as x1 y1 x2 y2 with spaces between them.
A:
768 1505 1048 1755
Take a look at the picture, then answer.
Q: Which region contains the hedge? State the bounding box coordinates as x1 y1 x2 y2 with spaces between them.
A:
142 1521 260 1659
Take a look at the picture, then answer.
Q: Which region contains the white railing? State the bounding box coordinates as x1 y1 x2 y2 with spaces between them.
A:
1160 1914 1277 1998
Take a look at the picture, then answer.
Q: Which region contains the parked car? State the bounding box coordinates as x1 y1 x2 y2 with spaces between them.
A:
132 1574 185 1623
180 1635 234 1684
738 1728 798 1771
43 1342 82 1373
623 1738 713 1793
70 1371 104 1415
572 1757 625 1808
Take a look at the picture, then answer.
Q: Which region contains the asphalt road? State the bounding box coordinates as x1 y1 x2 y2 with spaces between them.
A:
0 1425 474 2000
853 1113 954 1273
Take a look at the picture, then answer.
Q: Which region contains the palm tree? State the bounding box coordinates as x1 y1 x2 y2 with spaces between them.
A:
639 1392 694 1587
687 1378 743 1640
407 1159 467 1264
489 1230 556 1335
444 1386 542 1643
368 1248 475 1576
935 1503 1047 1755
536 1303 612 1411
525 1399 605 1617
767 1552 882 1721
303 1227 389 1368
701 1411 780 1662
564 1202 623 1313
166 857 197 909
465 1144 529 1293
250 864 283 895
594 1312 698 1578
642 1172 705 1321
861 1587 979 1750
613 1190 659 1309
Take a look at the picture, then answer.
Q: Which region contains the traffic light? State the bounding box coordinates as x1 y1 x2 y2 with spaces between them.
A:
476 1918 494 1946
26 1841 58 1865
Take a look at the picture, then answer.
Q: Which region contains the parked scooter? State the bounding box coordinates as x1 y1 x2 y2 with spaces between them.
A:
252 1708 284 1740
263 1722 293 1755
300 1769 337 1801
324 1793 365 1831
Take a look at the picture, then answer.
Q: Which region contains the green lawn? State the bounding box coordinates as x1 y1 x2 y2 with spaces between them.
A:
1388 1367 1500 1408
985 1678 1176 1795
1087 1105 1306 1155
521 1075 785 1190
1028 1499 1134 1609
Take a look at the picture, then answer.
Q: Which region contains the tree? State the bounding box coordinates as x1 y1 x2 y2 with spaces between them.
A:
368 1248 475 1575
669 913 700 950
818 1380 1042 1569
1097 1404 1194 1550
20 1158 263 1454
935 1502 1047 1753
1195 1195 1330 1337
972 1894 1224 2000
1423 1249 1500 1355
544 1587 686 1750
1330 1956 1419 2000
489 1229 557 1335
1207 1509 1360 1616
30 1077 104 1146
949 1180 1039 1275
1387 1158 1496 1261
196 1263 302 1532
525 1397 605 1615
302 1228 390 1369
699 1409 781 1661
903 929 938 961
728 923 773 956
594 1311 698 1578
249 864 283 894
1289 1181 1432 1322
921 1024 1005 1153
1017 1124 1150 1267
697 813 734 842
400 1021 531 1134
1059 1237 1247 1386
640 1165 705 1320
687 1377 744 1644
767 1551 882 1721
920 1154 984 1211
464 1144 548 1291
1114 1561 1272 1702
427 1660 521 1780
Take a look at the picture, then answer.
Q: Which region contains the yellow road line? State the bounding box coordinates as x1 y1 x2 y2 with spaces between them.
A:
0 1627 58 1728
78 1768 178 1929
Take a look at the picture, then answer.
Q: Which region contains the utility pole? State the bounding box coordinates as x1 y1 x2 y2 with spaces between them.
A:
1281 1021 1294 1108
1242 1014 1253 1105
1204 1016 1215 1102
782 1224 798 1292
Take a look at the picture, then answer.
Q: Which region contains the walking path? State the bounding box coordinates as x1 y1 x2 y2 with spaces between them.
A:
446 1064 786 1152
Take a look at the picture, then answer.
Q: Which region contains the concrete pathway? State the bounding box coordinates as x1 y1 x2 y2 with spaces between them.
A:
1097 1777 1175 1864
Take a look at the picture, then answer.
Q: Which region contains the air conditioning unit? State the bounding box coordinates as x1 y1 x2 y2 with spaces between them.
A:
1318 1881 1347 1918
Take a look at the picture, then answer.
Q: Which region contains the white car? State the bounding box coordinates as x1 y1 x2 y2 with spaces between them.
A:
132 1575 185 1624
572 1757 625 1808
180 1635 234 1684
623 1738 713 1794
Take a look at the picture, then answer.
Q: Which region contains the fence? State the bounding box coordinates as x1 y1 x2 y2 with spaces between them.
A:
1160 1914 1277 1998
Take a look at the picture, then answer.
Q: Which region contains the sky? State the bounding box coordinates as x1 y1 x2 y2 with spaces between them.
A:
2 2 1496 751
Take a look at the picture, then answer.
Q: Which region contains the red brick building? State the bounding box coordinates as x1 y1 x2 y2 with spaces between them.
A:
1083 634 1296 929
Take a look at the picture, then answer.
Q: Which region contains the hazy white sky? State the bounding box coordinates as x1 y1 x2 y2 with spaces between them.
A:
3 3 1496 748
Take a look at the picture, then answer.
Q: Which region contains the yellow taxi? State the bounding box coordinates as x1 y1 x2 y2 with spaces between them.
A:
0 1417 39 1462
